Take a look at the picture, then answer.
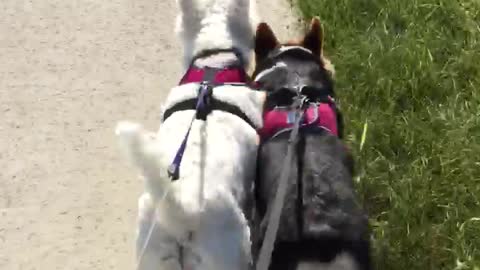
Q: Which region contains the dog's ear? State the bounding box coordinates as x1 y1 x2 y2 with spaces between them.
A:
255 22 279 63
302 17 324 56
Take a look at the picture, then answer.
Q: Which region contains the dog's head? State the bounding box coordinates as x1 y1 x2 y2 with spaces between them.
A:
175 0 257 68
253 18 335 105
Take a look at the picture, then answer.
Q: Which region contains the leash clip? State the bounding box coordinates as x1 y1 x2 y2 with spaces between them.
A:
196 82 213 120
167 163 179 180
290 94 308 111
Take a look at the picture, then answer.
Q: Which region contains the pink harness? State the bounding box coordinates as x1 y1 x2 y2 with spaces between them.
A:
260 100 339 140
167 62 255 180
179 66 249 85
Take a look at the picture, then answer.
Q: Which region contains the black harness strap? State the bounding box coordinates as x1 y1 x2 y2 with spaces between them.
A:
163 97 256 129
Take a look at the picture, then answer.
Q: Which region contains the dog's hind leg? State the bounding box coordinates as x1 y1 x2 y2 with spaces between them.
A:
192 209 252 270
136 193 182 270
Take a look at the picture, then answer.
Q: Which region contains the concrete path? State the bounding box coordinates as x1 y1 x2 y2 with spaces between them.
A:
0 1 298 269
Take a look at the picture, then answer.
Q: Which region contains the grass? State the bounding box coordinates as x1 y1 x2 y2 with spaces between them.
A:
295 0 480 269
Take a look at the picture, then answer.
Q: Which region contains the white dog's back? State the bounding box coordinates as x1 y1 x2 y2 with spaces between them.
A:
116 0 261 269
117 86 264 270
117 83 264 214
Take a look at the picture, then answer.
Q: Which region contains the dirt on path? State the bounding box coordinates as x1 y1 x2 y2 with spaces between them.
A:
0 1 298 269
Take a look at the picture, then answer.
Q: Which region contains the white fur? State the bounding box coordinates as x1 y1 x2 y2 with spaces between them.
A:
256 46 335 78
254 61 288 82
117 91 264 270
175 0 258 68
116 0 263 269
278 46 313 55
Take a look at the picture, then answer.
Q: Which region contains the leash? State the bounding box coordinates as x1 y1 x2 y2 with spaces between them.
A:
168 55 253 181
137 80 212 265
255 95 308 270
136 84 213 269
135 184 173 270
167 82 213 180
137 50 252 269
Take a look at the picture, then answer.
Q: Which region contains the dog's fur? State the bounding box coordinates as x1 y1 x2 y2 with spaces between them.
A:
115 1 264 270
252 19 371 270
176 0 257 68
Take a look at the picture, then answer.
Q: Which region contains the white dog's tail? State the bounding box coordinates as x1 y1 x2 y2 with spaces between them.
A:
115 121 169 197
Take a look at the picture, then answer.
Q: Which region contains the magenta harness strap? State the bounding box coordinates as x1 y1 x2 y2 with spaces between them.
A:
260 97 339 141
179 65 249 85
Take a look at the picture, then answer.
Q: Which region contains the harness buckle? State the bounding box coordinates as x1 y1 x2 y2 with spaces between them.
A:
291 94 308 110
167 163 179 180
195 82 213 121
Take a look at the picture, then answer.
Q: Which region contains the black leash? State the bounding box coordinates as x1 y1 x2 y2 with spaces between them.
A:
255 95 308 270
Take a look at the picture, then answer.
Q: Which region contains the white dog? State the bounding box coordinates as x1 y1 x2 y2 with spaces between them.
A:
116 0 264 270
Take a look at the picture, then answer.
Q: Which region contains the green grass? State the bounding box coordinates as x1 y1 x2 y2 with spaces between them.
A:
296 0 480 269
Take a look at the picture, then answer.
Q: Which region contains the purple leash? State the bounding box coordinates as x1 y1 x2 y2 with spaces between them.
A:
167 83 213 181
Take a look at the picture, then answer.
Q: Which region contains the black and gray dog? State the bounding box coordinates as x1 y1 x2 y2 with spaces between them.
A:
252 18 372 270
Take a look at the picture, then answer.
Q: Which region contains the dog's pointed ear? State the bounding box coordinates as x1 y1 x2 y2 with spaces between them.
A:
302 17 324 56
255 22 279 63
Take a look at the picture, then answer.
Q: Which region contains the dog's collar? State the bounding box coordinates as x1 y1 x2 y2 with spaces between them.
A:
192 48 245 65
179 48 250 85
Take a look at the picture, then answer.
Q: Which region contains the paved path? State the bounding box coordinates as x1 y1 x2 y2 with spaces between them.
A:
0 1 298 269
